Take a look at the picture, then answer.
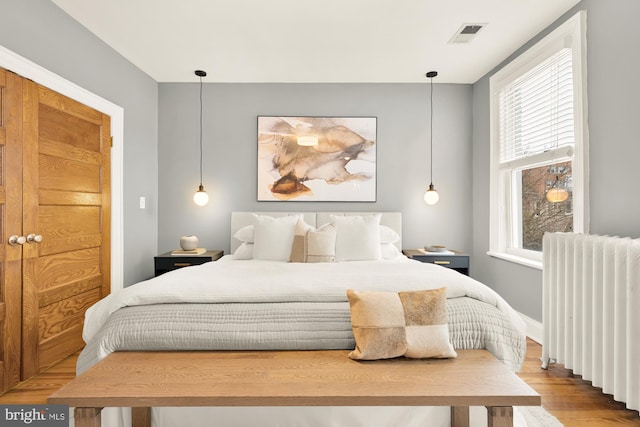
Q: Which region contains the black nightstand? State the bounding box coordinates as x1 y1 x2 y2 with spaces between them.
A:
154 249 224 277
402 249 470 276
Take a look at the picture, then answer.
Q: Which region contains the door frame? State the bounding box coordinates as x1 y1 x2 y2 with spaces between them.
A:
0 45 124 292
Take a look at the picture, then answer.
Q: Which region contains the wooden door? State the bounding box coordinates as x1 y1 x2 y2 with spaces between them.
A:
0 70 24 393
20 80 111 377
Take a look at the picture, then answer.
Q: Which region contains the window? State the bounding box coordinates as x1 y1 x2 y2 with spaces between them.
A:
489 11 588 268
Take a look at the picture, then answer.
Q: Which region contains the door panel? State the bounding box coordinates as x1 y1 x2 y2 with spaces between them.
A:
38 288 100 341
21 79 110 378
0 69 23 394
39 206 101 240
37 324 83 370
39 154 101 193
38 248 101 307
39 248 101 290
38 104 102 152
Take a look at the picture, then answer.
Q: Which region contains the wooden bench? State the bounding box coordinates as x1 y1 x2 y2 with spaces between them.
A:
48 349 540 427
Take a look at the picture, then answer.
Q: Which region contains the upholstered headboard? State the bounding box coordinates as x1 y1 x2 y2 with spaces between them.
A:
230 212 402 254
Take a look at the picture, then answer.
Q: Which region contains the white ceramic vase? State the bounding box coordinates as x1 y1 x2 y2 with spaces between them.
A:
180 235 198 251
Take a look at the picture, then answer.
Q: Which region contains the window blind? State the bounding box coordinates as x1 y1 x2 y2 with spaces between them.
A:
499 48 574 164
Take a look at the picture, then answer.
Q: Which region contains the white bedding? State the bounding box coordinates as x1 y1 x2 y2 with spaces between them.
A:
79 255 532 427
84 255 525 343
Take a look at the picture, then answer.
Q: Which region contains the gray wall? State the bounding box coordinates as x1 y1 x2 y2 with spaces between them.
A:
0 0 159 284
158 83 474 257
472 0 640 321
12 0 634 317
1 1 475 287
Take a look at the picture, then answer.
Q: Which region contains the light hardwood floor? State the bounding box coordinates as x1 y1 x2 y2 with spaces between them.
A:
517 339 640 426
1 339 639 426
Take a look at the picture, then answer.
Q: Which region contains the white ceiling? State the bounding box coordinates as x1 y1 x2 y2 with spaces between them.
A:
50 0 581 84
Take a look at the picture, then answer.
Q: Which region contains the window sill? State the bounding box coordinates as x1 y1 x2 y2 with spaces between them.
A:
486 251 542 270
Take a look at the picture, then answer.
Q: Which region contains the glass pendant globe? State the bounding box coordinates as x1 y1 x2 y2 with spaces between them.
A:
424 189 439 205
193 186 209 206
546 188 569 203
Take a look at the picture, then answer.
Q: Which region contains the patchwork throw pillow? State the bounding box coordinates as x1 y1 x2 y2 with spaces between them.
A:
398 288 456 359
346 287 457 360
346 289 407 360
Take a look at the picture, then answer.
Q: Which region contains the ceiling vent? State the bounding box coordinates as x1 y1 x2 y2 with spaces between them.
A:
449 23 487 44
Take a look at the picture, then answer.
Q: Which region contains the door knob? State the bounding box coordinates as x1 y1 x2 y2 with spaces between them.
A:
8 235 26 245
26 234 43 243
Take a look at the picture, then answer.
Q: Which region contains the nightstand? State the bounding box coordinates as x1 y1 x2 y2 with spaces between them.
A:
402 249 470 276
154 249 224 277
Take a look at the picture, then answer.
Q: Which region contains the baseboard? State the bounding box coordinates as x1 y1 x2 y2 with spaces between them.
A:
518 311 543 345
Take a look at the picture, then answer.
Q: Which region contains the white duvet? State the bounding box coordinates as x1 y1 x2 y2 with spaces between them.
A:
84 255 525 343
80 256 540 427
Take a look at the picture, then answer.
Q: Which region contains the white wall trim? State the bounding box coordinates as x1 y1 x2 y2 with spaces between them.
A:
518 311 543 345
487 250 542 270
0 44 124 293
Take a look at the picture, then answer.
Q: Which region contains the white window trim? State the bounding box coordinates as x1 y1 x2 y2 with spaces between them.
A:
489 11 589 269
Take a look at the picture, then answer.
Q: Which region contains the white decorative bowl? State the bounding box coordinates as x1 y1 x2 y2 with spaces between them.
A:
180 235 198 251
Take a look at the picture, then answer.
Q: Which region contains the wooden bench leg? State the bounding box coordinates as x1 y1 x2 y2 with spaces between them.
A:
451 406 470 427
132 407 151 427
486 406 513 427
74 407 102 427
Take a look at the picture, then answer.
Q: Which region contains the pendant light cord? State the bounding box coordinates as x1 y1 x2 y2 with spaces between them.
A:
198 74 204 187
423 71 439 205
429 76 434 185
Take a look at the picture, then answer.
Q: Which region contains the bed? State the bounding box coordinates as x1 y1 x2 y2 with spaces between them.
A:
77 212 528 427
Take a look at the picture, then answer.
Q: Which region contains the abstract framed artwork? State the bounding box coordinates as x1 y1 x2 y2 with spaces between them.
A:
257 116 377 201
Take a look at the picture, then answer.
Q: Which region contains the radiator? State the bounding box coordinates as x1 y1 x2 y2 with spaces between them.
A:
542 232 640 411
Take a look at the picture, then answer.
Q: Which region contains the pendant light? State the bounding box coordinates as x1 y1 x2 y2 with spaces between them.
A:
424 71 440 205
546 175 569 203
193 69 209 207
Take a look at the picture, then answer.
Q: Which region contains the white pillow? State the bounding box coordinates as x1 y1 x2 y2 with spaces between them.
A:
379 225 400 244
252 214 299 261
233 225 255 243
232 242 253 260
381 243 402 260
332 214 382 261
